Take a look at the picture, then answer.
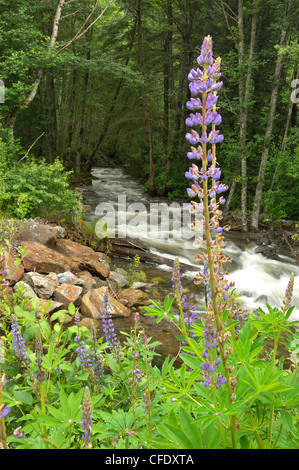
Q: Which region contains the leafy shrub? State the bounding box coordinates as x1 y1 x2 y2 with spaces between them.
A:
0 158 81 221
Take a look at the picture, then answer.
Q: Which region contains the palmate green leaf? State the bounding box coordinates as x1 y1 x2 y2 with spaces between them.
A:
156 423 196 449
13 389 34 406
179 407 203 449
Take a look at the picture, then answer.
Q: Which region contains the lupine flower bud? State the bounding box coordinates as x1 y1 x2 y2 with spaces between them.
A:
81 386 93 446
281 273 294 312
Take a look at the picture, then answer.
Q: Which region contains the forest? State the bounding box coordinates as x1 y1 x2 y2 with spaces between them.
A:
0 0 298 228
0 0 299 452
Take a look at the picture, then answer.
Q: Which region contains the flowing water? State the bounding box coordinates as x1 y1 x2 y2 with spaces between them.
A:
81 167 299 360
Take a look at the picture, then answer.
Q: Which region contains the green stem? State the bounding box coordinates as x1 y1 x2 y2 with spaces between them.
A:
40 381 49 449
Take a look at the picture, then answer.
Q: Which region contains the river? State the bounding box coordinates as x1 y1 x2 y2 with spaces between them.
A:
81 167 299 359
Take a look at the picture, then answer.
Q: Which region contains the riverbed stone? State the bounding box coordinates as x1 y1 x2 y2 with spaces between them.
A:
117 289 150 308
22 241 71 273
53 283 83 307
57 271 85 286
54 239 109 279
25 272 59 299
81 287 131 319
37 299 65 316
109 271 127 288
16 223 57 248
14 281 36 300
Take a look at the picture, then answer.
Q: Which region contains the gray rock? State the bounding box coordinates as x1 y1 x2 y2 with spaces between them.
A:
14 281 36 300
109 271 127 288
130 282 147 290
57 271 85 286
25 272 59 299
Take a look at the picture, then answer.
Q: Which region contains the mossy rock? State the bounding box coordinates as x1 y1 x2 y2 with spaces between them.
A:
150 277 166 284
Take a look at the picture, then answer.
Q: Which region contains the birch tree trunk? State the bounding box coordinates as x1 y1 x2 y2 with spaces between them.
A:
251 2 290 230
8 0 66 137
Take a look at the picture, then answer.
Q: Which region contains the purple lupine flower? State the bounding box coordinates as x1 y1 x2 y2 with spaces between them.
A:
11 315 30 368
200 315 226 389
0 252 9 287
101 290 121 355
12 426 25 439
0 404 11 418
35 335 46 382
81 386 93 446
75 339 92 370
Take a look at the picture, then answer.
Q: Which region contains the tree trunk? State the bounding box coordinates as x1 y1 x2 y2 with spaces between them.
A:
238 0 258 231
64 68 77 167
136 0 155 195
269 65 299 191
8 0 66 138
251 2 290 230
162 0 173 161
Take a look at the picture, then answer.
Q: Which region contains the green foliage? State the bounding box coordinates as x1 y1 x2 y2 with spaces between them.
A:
126 255 146 287
0 157 81 221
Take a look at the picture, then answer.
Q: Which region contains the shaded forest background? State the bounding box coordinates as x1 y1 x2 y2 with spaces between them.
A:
0 0 298 230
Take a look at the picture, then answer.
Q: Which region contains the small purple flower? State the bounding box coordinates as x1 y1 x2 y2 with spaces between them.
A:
0 404 11 418
11 315 30 368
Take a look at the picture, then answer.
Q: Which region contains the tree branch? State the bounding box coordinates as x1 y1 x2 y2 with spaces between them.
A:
56 0 115 55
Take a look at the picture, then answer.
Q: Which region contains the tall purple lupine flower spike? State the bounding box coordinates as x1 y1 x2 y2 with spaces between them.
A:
11 315 30 369
184 36 239 400
101 290 121 356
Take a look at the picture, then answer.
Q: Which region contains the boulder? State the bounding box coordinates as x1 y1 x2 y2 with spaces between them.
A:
25 272 59 299
14 281 36 300
109 271 127 288
37 299 65 316
54 239 109 279
16 223 57 248
81 287 131 320
4 254 24 285
53 283 83 307
130 282 147 290
117 289 150 308
22 241 71 274
75 270 97 294
57 271 84 286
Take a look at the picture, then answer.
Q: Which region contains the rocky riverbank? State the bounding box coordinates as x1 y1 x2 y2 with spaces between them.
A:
1 218 164 331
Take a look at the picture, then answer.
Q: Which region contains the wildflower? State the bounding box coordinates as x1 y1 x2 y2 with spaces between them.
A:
35 334 46 382
101 290 121 355
0 404 10 418
0 252 9 287
12 426 25 439
281 273 294 312
200 315 227 390
11 315 30 368
81 386 93 446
